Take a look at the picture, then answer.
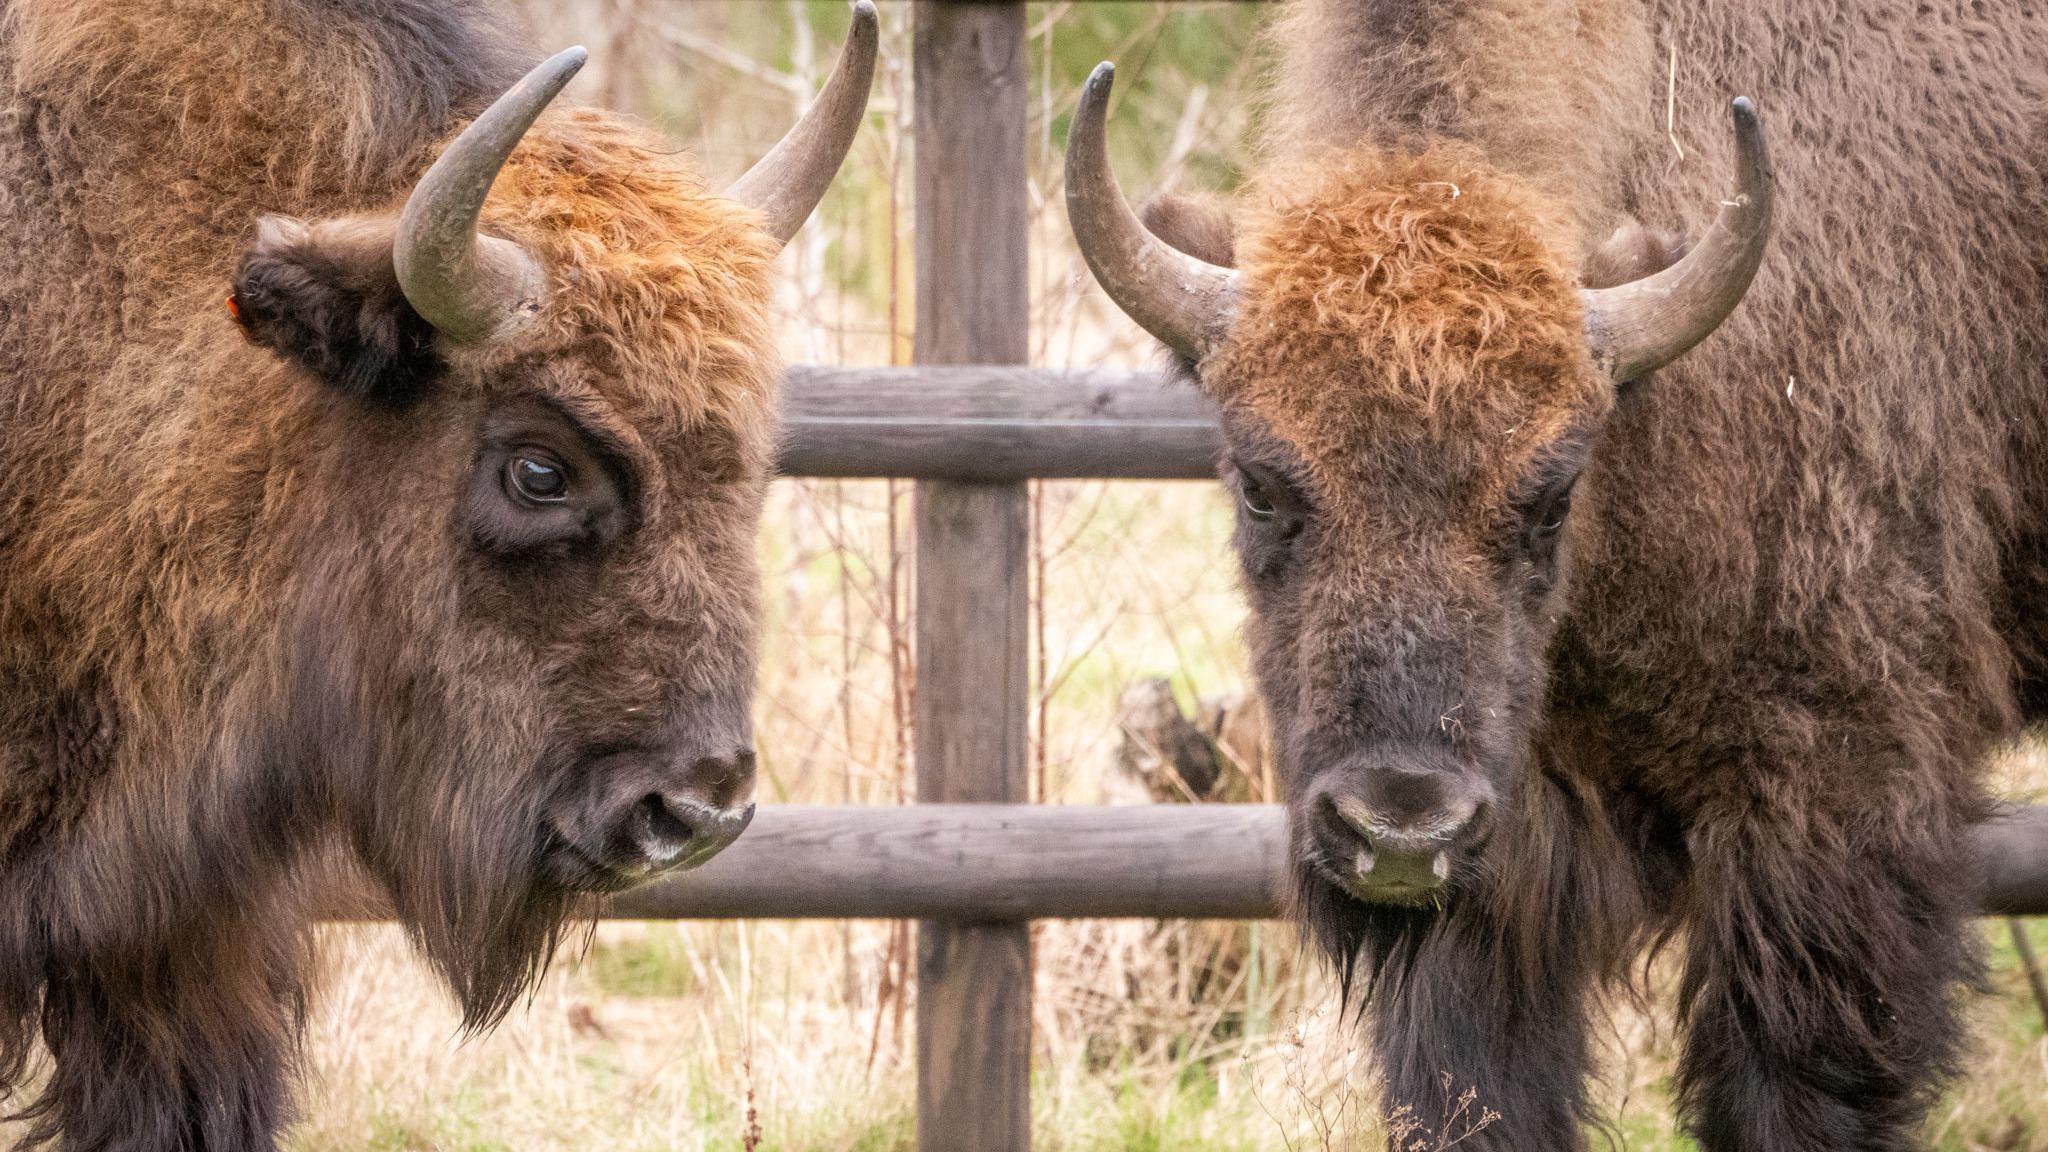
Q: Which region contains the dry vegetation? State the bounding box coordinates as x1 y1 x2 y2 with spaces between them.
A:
6 2 2044 1148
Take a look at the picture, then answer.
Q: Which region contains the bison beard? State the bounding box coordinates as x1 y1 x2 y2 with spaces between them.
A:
1297 776 1982 1150
271 559 589 1034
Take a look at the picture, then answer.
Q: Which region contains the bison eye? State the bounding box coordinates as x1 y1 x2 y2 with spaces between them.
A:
1240 478 1277 520
1535 484 1572 533
1520 472 1579 580
506 451 570 504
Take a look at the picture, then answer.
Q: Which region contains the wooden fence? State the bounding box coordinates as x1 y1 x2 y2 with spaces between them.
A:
616 804 2048 921
586 5 2048 1150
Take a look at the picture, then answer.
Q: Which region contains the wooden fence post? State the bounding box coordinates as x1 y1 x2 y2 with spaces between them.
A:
911 3 1031 1151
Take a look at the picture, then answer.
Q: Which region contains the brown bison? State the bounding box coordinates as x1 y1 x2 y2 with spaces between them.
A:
1068 0 2048 1147
0 0 873 1146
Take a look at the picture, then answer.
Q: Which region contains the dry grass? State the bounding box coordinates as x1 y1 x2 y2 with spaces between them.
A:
278 897 2047 1151
7 3 2046 1149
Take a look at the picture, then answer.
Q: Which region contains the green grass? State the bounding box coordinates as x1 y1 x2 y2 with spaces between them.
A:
582 925 702 999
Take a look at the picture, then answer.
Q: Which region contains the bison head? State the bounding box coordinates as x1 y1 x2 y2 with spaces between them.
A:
1066 64 1771 977
218 15 874 1024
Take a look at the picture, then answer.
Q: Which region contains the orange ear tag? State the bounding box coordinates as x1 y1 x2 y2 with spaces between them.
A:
225 293 258 343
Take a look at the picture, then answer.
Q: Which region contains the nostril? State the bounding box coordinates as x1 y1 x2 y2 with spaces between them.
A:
1315 793 1375 852
631 790 752 871
1324 792 1380 843
638 792 698 857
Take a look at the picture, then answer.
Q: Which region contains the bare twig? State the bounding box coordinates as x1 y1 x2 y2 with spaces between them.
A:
2009 918 2048 1030
1665 38 1686 164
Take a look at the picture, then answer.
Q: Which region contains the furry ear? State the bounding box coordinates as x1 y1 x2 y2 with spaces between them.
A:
1580 221 1689 289
1139 190 1238 268
230 216 443 404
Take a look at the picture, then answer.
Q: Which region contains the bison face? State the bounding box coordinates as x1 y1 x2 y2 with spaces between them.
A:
229 203 774 1023
1063 63 1770 977
1143 144 1627 940
444 377 767 895
1195 182 1635 974
1219 397 1597 916
215 25 876 1024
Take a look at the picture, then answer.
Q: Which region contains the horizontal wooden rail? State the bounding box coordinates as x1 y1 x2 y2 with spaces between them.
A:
610 805 1287 920
778 366 1221 480
607 803 2048 920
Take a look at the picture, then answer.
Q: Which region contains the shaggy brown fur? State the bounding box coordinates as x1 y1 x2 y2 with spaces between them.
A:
0 2 785 1148
1141 1 2048 1148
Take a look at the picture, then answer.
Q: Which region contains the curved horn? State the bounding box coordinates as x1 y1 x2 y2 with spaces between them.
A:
1583 97 1775 382
1065 63 1240 362
394 47 587 343
725 0 879 247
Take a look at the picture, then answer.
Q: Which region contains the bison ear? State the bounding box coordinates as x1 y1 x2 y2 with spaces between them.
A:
1139 191 1239 269
1580 221 1690 290
230 216 443 404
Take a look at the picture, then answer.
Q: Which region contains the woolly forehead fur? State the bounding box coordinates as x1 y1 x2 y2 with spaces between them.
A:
1207 144 1607 508
456 107 783 465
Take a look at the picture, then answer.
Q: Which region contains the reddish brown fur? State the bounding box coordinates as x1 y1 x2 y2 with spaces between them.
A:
0 2 787 1148
1142 1 2048 1148
1215 146 1598 498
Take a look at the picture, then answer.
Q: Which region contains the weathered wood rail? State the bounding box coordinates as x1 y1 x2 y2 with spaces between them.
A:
780 366 1221 480
610 804 2048 921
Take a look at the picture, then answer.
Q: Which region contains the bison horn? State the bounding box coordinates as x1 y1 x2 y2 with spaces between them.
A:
1582 98 1775 382
725 0 880 247
394 47 587 343
1065 62 1240 362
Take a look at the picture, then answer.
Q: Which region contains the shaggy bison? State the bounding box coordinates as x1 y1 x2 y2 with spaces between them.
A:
1068 0 2048 1147
0 0 873 1146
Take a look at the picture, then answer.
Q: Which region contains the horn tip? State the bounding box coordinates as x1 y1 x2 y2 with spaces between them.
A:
1726 96 1770 179
1086 61 1115 98
849 1 879 52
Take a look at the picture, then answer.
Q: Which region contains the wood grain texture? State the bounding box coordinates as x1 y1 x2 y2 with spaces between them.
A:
910 3 1033 1149
777 366 1222 480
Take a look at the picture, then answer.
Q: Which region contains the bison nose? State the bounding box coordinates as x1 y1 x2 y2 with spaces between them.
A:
550 745 759 887
630 748 758 869
629 789 755 870
1305 764 1484 902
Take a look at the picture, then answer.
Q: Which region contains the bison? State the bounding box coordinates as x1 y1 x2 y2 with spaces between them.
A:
0 0 874 1146
1067 1 2048 1148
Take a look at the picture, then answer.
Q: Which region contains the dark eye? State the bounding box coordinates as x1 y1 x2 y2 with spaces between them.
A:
1240 478 1277 520
1521 473 1579 572
505 451 569 504
1535 484 1572 534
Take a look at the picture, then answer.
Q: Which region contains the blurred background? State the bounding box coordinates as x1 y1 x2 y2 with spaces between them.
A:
273 2 2044 1148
